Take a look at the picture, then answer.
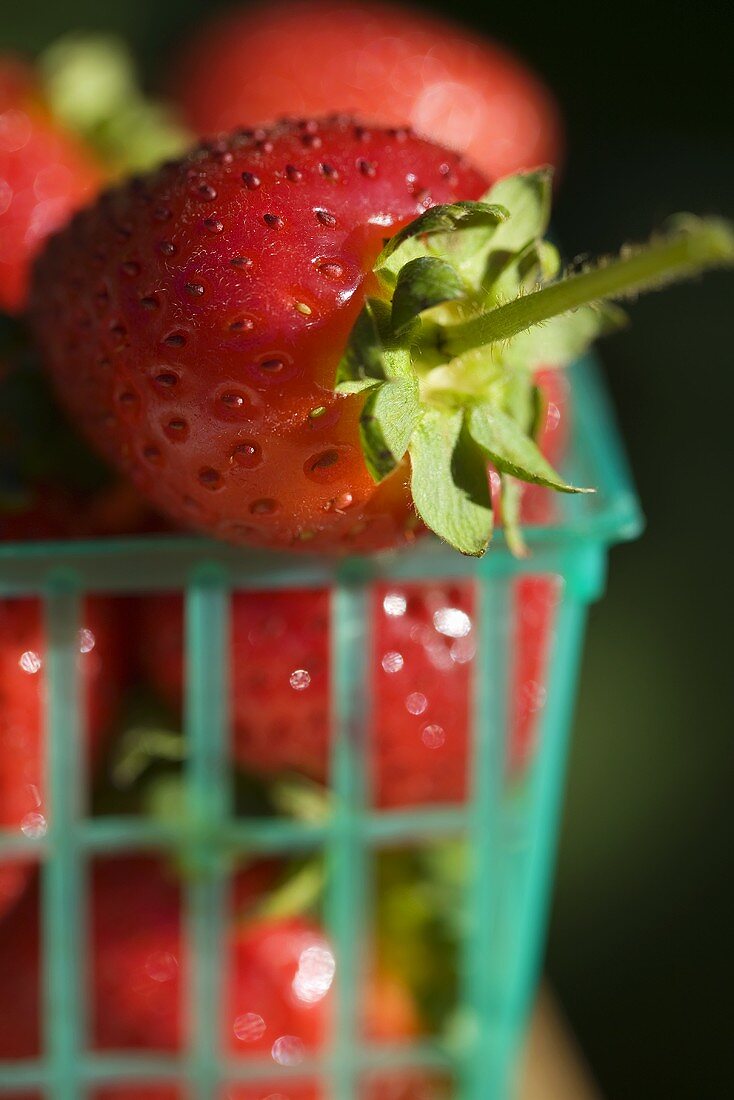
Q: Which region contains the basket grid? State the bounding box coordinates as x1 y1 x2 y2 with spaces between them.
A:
0 356 641 1099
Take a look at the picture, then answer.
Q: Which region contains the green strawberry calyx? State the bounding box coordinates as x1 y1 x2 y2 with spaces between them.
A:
335 169 734 556
39 33 190 173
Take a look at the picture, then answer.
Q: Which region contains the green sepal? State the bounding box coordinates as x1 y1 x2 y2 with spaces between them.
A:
39 33 190 172
375 201 508 287
485 238 562 304
409 408 493 556
111 726 186 788
467 403 591 494
271 777 332 823
360 373 420 481
391 257 466 334
483 169 553 253
479 170 554 294
335 299 419 481
250 860 325 921
334 297 392 393
500 474 528 558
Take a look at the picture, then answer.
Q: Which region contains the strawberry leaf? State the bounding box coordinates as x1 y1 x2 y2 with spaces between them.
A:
336 299 419 481
486 238 561 304
483 169 553 252
468 403 591 494
481 171 555 296
500 474 528 557
251 860 325 921
40 34 189 172
361 373 420 481
409 408 493 556
375 201 508 286
334 298 390 393
391 257 466 334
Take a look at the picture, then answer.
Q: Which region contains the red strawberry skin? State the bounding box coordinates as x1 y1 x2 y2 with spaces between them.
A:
170 0 562 184
0 858 426 1100
0 596 124 919
30 118 487 554
139 371 569 804
0 57 102 314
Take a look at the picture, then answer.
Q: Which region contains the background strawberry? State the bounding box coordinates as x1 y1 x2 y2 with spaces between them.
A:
0 596 125 919
0 56 103 314
0 338 150 919
169 0 562 184
0 857 429 1100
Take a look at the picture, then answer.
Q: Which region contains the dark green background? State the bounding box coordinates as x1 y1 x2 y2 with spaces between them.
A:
3 2 733 1096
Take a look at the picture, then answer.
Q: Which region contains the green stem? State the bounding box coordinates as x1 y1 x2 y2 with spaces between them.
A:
444 216 734 357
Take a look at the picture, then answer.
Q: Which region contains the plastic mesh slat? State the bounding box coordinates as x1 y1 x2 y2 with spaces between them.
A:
459 576 512 1100
501 589 590 1027
43 580 86 1100
183 567 232 1099
325 579 372 1100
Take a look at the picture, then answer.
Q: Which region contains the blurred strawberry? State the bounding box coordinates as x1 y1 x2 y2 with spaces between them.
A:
0 871 39 1061
1 327 166 542
0 595 126 920
0 858 429 1100
0 56 102 314
170 0 562 182
139 372 568 804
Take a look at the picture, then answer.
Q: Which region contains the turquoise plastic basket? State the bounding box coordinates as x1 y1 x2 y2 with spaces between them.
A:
0 354 642 1099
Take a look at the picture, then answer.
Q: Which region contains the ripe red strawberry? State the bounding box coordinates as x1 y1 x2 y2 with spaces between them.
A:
31 118 731 558
170 0 563 183
30 118 488 553
138 370 568 803
0 57 102 314
0 858 427 1100
0 596 125 919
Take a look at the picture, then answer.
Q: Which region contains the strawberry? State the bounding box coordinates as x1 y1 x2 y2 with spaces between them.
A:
169 0 563 183
138 372 565 804
0 56 103 314
0 871 38 1065
30 118 487 554
31 117 730 559
0 858 428 1100
0 329 166 543
0 596 125 919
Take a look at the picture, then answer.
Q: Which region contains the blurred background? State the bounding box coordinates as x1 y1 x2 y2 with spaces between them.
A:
2 1 732 1097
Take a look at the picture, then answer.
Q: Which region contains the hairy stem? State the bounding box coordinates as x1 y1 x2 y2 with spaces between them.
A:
444 216 734 357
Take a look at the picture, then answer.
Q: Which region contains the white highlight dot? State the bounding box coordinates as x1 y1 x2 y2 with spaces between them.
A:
383 592 407 617
405 692 428 716
381 651 404 674
293 944 336 1004
546 402 561 431
271 1034 305 1066
421 724 446 749
233 1012 267 1043
21 812 47 839
289 669 311 691
19 650 42 674
433 607 472 639
523 680 548 713
78 628 96 653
